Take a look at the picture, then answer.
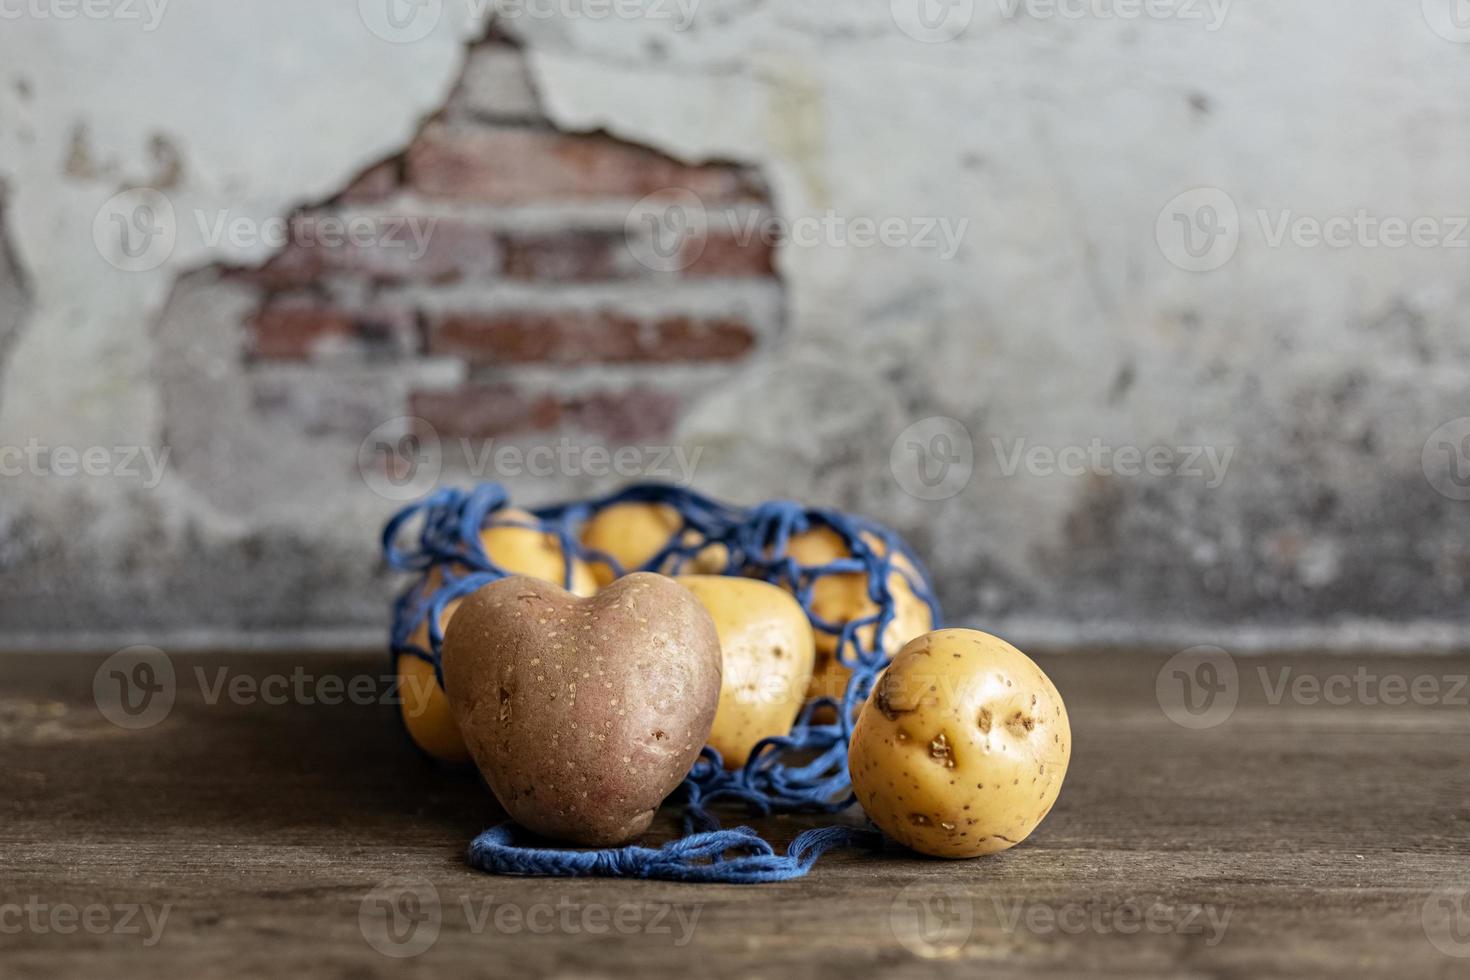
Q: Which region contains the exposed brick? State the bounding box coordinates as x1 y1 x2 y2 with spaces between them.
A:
410 384 680 442
410 384 562 438
406 124 764 204
246 300 419 361
338 161 401 203
680 231 777 278
500 229 636 281
500 228 774 281
428 309 757 364
566 387 682 442
229 217 500 289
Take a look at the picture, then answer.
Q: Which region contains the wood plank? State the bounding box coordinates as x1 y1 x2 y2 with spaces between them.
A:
1 650 1467 978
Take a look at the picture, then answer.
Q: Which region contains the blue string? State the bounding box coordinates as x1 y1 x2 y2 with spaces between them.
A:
382 482 943 883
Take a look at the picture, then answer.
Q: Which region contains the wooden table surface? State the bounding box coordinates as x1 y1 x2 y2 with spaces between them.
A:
2 648 1467 978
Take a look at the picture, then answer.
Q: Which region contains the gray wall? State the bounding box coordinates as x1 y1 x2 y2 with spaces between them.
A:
2 3 1468 652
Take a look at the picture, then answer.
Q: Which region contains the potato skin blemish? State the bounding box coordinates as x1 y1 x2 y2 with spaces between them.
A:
848 628 1071 858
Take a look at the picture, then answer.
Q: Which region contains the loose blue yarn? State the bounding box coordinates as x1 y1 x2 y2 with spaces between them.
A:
382 482 943 883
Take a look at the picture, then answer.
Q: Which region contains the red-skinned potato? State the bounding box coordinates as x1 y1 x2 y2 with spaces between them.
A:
442 572 721 846
849 628 1070 857
398 508 597 764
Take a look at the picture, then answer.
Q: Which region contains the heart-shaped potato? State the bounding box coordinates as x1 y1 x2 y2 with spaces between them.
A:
442 572 721 846
398 508 598 764
675 575 815 768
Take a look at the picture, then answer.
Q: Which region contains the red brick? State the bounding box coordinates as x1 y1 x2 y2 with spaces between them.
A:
681 231 777 278
410 385 560 438
406 124 764 204
228 217 499 289
500 228 774 281
499 229 633 280
427 309 756 364
337 160 401 203
246 301 418 360
565 387 681 442
410 385 680 442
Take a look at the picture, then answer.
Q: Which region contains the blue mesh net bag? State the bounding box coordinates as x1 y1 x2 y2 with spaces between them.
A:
381 482 943 882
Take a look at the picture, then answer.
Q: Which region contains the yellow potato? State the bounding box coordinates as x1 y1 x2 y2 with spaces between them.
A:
581 501 727 586
399 508 597 762
783 527 933 703
848 628 1070 858
396 650 471 764
676 575 816 768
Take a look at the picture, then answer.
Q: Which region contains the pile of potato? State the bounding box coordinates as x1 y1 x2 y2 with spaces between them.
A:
395 502 1070 857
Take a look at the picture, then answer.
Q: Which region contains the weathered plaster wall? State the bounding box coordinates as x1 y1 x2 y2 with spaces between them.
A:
2 3 1469 651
